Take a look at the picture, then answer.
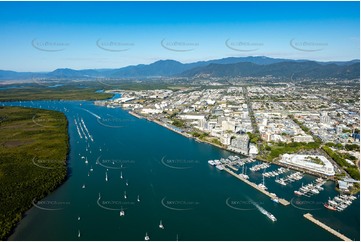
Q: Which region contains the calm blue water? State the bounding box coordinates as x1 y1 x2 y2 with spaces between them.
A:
1 100 359 241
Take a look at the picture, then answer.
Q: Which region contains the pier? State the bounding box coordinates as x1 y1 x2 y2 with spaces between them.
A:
303 213 351 241
227 164 239 171
223 166 290 206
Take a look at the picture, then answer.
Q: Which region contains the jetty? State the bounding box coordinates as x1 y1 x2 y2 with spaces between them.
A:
303 213 351 241
223 166 290 206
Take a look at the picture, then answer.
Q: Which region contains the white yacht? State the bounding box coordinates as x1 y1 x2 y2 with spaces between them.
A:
258 176 267 190
159 220 164 229
144 233 150 241
119 208 125 216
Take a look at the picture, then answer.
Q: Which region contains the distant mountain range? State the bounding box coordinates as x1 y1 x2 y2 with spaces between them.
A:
0 56 359 80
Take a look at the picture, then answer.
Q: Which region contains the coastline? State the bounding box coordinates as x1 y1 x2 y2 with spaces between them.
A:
127 110 340 181
1 107 70 241
127 111 243 151
125 109 359 240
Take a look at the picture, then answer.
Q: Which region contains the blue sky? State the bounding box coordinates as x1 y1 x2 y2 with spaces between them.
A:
0 1 359 71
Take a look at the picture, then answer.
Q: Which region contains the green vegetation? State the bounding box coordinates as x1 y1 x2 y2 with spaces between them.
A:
0 85 112 101
289 115 321 143
261 141 321 161
210 138 223 146
247 132 260 143
307 156 323 165
168 112 179 119
171 118 186 128
350 183 360 195
0 106 69 240
322 145 359 180
325 142 344 149
345 144 360 151
190 131 209 140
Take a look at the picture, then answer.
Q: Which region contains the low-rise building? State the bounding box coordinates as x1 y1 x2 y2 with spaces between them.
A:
279 154 335 176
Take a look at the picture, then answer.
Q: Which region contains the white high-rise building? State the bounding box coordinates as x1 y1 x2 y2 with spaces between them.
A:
320 112 330 124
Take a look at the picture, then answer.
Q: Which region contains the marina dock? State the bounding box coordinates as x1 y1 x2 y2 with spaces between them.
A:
223 166 290 206
303 213 351 241
227 164 239 171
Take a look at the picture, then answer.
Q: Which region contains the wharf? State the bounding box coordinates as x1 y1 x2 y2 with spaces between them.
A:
303 213 351 241
224 166 290 206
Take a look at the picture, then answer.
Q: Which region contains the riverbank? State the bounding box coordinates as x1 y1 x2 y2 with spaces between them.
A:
3 101 358 241
0 85 112 101
128 111 335 179
0 106 69 240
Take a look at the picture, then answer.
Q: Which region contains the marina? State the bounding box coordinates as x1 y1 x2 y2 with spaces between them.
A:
3 100 359 241
294 178 326 197
262 167 289 178
250 162 270 172
324 194 357 212
275 172 303 186
223 166 290 206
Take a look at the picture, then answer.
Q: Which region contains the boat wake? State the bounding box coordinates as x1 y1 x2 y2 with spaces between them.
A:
248 197 277 222
81 108 102 120
74 119 83 139
74 117 94 142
